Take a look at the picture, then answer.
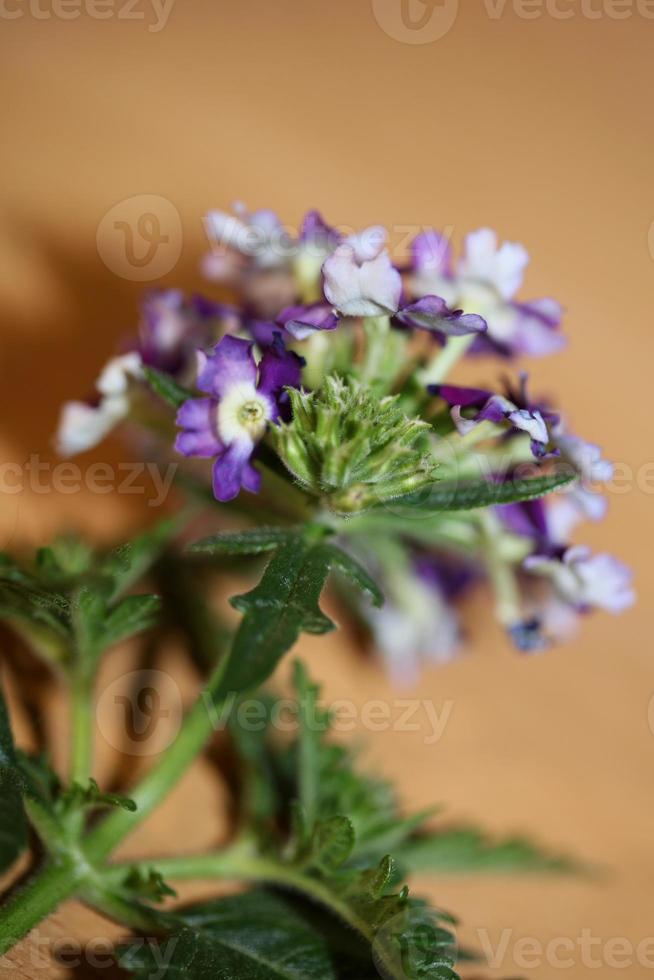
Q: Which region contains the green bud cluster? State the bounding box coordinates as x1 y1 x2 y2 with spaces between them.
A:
273 376 438 513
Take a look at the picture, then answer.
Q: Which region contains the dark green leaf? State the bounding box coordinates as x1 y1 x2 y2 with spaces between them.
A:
387 470 575 513
102 594 162 648
322 544 384 608
308 816 356 872
0 681 27 873
142 365 195 409
119 890 341 980
217 539 336 695
400 827 575 874
189 527 297 556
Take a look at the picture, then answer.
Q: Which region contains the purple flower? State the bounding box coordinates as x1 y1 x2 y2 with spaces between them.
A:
175 334 303 502
323 244 402 317
409 227 564 357
138 289 226 374
204 203 291 271
432 378 557 457
394 295 487 338
276 303 339 340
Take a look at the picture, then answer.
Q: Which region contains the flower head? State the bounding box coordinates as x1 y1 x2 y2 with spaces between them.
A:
525 546 635 614
175 334 303 502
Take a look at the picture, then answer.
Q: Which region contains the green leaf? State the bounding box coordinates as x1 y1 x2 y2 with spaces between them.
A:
60 777 137 814
73 588 161 664
142 365 195 409
387 469 575 513
102 594 162 648
308 816 356 873
119 890 342 980
399 827 576 874
217 538 336 695
321 543 384 608
0 680 27 873
189 527 297 556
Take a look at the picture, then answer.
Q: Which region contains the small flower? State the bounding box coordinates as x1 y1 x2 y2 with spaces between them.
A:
138 289 225 374
554 428 614 484
204 202 291 271
394 295 487 338
175 334 303 502
323 245 402 318
524 546 635 614
409 227 564 357
432 380 556 457
55 353 143 457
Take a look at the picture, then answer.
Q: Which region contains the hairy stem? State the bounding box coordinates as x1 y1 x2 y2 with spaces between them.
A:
0 860 79 956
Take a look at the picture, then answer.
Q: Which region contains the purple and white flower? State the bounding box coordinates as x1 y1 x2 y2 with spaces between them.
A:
409 227 564 356
175 333 303 502
275 302 339 341
432 381 557 457
525 546 635 614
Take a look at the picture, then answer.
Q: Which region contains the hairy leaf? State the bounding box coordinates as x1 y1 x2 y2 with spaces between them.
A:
189 527 298 556
120 890 342 980
387 470 575 513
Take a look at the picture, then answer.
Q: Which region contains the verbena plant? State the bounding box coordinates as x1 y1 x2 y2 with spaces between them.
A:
0 207 632 977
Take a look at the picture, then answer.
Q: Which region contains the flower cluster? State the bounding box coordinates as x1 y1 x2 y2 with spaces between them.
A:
55 203 634 678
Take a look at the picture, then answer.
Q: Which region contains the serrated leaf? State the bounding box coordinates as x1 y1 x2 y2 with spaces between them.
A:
142 365 195 409
322 544 384 608
308 816 356 872
216 539 336 696
0 681 27 873
189 527 297 556
399 827 575 874
386 470 574 513
119 890 341 980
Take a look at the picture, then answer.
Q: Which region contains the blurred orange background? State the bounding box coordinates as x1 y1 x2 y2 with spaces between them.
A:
1 2 653 977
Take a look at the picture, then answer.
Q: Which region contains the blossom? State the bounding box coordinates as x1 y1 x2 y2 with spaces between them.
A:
137 289 226 374
554 428 614 484
323 245 402 317
409 227 564 356
433 380 557 457
394 295 487 338
204 203 291 272
175 333 303 502
55 352 143 457
525 546 635 614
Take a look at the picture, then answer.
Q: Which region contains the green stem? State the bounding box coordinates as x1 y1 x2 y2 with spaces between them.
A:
70 666 94 785
83 657 229 863
0 860 78 956
104 847 373 942
418 333 475 386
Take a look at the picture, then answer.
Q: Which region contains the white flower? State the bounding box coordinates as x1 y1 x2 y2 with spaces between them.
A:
55 353 142 457
525 546 635 614
458 228 529 301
